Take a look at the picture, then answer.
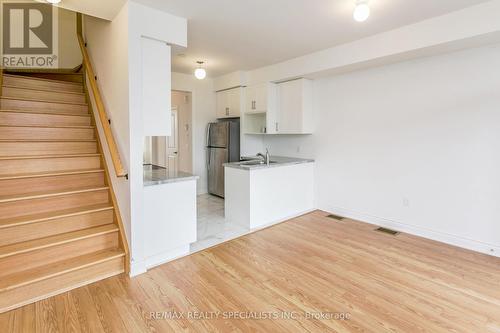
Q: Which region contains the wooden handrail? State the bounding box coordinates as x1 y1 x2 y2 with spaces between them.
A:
77 34 127 178
0 65 3 97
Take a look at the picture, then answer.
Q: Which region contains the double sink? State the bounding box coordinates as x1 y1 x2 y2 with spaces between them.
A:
238 160 277 166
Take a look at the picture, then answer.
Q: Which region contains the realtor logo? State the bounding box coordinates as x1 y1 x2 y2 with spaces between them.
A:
1 1 58 68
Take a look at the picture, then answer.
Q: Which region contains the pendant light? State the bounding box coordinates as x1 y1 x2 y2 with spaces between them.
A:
194 61 207 80
353 0 370 22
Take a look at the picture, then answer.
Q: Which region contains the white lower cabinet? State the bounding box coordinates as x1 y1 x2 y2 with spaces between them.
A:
225 162 314 229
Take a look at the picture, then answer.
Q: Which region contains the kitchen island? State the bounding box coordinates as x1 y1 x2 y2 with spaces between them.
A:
224 156 314 230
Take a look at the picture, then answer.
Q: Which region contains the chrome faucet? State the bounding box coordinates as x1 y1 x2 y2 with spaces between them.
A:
256 148 271 166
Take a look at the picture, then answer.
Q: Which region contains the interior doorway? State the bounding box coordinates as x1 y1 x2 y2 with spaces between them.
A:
142 92 193 174
172 90 193 173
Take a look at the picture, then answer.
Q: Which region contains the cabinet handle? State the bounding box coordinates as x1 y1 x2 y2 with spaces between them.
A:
252 101 256 110
275 122 279 132
226 107 230 116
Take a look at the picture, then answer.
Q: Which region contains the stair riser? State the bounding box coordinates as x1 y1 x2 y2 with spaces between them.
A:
0 141 97 156
2 76 83 93
18 73 84 84
0 126 95 140
0 209 114 247
0 172 105 197
0 112 91 127
0 256 124 313
0 189 110 219
1 98 88 114
0 232 118 278
0 156 101 175
2 87 86 104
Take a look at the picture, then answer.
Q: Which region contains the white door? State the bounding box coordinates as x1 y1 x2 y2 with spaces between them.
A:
166 108 179 173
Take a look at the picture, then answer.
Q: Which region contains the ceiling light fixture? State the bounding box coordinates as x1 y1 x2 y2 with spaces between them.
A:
353 0 370 22
46 0 62 4
194 61 207 80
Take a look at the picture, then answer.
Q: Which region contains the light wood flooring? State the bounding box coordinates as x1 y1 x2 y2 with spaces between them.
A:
1 210 500 332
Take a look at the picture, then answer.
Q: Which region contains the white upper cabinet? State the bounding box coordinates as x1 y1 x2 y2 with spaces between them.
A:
275 78 313 134
142 38 171 136
216 87 242 118
245 83 270 113
243 83 277 134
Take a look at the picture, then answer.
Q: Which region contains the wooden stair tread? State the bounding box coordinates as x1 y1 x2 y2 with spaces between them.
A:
1 96 88 106
0 139 96 142
0 168 104 180
0 249 124 292
2 84 85 96
0 203 114 229
0 109 90 117
0 224 119 260
0 185 109 203
0 153 101 161
3 74 82 86
0 124 93 129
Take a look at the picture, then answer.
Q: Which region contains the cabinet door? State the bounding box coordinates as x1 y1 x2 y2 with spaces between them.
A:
276 80 303 133
227 88 241 117
142 38 171 136
254 84 268 113
245 86 257 112
216 91 229 118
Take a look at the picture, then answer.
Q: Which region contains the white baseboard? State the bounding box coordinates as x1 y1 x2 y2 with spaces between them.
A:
322 205 500 258
129 260 147 277
145 245 191 269
129 245 191 277
252 208 316 231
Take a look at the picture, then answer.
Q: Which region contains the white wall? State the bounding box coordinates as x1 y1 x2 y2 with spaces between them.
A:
128 1 187 276
57 8 82 69
84 4 131 244
172 72 216 194
263 44 500 256
84 1 188 276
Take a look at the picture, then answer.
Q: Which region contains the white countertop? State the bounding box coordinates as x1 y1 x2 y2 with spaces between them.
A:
224 156 314 170
143 165 199 186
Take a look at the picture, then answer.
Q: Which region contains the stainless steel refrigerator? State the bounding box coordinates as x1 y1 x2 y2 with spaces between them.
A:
207 120 240 197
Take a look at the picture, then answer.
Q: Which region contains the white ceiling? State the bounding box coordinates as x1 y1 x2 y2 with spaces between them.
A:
134 0 491 78
37 0 126 20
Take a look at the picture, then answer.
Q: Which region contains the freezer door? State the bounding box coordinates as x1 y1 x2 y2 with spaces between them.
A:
208 147 228 197
208 122 229 148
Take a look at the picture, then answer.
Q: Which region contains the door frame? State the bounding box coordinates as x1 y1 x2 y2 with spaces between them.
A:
166 107 179 172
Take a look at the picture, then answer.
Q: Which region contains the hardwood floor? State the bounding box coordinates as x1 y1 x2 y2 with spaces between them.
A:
2 210 500 332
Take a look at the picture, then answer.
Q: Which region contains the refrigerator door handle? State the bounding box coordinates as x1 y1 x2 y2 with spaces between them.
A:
206 123 212 147
206 123 212 170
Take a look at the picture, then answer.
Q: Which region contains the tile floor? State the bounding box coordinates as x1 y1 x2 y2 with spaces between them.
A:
190 194 249 253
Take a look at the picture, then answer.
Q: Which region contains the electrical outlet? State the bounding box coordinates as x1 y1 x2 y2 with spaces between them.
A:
403 197 409 207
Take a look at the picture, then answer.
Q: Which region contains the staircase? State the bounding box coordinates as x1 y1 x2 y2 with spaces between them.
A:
0 73 127 313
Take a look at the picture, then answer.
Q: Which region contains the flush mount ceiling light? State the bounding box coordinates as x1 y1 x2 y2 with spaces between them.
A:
194 61 207 80
46 0 62 4
353 0 370 22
